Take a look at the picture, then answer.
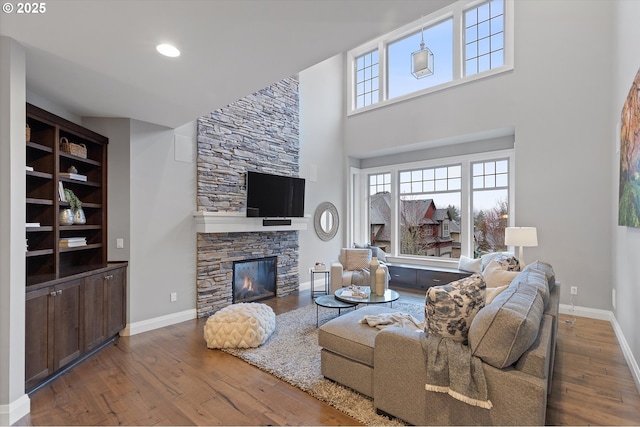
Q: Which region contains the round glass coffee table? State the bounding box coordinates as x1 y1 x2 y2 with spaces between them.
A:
334 288 400 306
314 295 357 327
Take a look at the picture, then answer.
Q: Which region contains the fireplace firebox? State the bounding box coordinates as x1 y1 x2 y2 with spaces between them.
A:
232 256 277 303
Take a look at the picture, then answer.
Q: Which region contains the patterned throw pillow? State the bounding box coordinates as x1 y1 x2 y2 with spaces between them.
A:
493 254 521 271
425 273 486 343
344 248 372 271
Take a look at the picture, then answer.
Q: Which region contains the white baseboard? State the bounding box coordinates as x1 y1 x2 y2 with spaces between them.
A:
120 308 197 336
559 303 640 394
0 393 30 426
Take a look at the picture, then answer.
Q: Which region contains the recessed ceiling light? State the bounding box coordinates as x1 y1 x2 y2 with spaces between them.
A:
156 44 180 58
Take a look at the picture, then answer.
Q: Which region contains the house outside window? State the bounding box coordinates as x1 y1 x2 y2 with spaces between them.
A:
472 158 510 257
369 173 391 251
347 0 513 114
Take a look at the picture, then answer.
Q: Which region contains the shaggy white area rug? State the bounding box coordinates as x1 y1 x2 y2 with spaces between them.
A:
223 301 424 426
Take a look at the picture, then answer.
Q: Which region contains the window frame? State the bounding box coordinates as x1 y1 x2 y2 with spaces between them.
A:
346 0 514 115
350 148 515 268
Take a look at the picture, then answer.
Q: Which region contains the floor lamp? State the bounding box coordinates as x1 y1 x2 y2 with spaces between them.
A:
504 227 538 269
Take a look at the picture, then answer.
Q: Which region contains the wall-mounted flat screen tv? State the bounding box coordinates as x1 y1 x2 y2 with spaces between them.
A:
246 171 305 218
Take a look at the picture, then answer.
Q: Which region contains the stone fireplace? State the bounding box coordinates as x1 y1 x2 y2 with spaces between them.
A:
195 75 300 318
232 256 277 303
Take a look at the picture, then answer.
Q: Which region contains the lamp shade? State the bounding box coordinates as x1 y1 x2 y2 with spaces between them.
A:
504 227 538 247
412 42 434 78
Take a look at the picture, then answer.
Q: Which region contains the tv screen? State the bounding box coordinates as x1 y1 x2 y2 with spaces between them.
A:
246 171 305 218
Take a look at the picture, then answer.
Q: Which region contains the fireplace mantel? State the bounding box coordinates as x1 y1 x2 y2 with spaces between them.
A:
194 211 310 233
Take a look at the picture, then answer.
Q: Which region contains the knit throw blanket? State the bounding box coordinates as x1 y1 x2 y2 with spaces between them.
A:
420 335 493 409
358 312 424 330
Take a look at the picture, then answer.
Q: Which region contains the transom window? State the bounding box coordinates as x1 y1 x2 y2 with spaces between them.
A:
348 0 513 114
355 50 380 109
464 0 505 76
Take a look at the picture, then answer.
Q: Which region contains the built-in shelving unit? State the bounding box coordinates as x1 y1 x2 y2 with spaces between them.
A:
25 103 127 393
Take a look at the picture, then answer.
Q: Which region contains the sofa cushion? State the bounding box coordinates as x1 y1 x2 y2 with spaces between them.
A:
483 259 519 287
486 284 509 305
522 260 556 291
469 284 544 368
425 273 485 343
458 255 482 273
343 248 372 271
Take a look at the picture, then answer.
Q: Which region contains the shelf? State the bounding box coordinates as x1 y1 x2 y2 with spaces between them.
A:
26 226 54 232
59 243 102 253
26 141 53 153
59 177 101 187
26 197 53 206
26 170 54 180
194 211 310 233
59 151 101 166
59 225 102 231
26 249 54 257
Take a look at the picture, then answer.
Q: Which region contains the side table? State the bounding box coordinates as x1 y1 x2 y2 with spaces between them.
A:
309 267 330 299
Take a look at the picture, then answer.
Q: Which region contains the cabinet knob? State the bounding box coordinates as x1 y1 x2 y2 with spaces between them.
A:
104 274 113 281
50 291 56 297
57 290 62 295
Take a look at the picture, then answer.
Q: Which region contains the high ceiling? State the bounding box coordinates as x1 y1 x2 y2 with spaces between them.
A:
1 0 454 128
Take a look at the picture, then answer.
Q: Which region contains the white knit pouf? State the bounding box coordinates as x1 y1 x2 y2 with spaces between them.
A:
204 302 276 349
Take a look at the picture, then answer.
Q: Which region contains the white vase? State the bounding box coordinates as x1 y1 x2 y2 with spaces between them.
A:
376 266 385 296
369 257 379 294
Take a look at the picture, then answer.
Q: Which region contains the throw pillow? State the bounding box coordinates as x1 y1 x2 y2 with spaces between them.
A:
425 273 486 343
485 285 509 305
493 254 521 271
458 255 481 273
483 260 519 287
480 251 515 271
344 248 371 271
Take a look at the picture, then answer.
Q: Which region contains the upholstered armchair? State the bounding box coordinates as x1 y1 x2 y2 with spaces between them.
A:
330 247 388 293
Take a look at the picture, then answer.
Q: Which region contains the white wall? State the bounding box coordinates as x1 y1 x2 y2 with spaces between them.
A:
127 120 197 326
343 0 613 310
0 35 29 426
613 0 640 382
298 56 347 277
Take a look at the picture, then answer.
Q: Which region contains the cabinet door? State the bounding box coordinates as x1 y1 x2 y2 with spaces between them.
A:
25 286 55 390
388 265 417 288
84 273 106 352
105 267 126 338
53 279 82 370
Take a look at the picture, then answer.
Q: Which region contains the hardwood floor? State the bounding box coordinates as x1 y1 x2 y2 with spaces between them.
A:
18 289 640 426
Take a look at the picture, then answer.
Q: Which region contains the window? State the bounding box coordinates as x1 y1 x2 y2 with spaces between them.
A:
355 50 379 109
399 165 462 258
464 0 505 76
353 150 513 264
472 159 509 257
388 18 453 100
369 173 391 251
348 0 512 113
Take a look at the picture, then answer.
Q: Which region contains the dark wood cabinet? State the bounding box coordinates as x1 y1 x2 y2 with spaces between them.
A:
25 278 82 390
387 263 471 293
25 263 127 392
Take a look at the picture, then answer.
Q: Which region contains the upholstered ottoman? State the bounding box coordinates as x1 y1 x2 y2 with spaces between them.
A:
204 302 276 349
318 305 397 397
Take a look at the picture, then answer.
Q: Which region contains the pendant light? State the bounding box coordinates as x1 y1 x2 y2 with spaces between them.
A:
411 20 434 79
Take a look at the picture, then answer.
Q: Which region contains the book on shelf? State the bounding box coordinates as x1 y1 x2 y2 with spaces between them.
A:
58 181 66 202
59 172 87 182
25 222 40 228
60 237 87 243
25 165 34 172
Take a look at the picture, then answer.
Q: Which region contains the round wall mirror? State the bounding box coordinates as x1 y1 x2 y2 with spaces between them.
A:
314 202 339 241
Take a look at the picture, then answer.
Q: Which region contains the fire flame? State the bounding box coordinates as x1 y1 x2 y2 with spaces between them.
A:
242 274 254 292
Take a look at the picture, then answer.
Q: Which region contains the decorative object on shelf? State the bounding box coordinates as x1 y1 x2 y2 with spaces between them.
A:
412 17 434 79
504 227 538 269
59 136 87 158
26 123 31 141
369 256 379 294
67 165 78 174
376 266 385 295
73 207 86 225
314 201 339 241
63 188 82 211
59 209 74 226
314 262 326 271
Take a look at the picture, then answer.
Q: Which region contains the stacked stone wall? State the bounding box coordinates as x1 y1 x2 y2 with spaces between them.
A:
196 76 300 317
